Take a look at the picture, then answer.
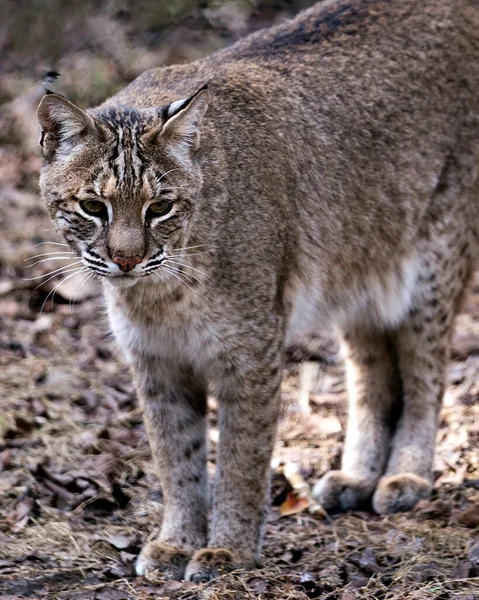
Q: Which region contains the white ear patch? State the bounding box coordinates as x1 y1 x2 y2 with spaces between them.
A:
161 88 209 156
167 98 189 118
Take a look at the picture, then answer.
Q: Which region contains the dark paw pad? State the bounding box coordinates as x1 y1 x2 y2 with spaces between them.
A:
372 473 432 514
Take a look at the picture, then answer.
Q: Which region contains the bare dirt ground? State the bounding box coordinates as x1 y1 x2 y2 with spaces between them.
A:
1 2 478 598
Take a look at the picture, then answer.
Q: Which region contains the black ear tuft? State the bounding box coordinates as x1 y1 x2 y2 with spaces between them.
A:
42 71 63 95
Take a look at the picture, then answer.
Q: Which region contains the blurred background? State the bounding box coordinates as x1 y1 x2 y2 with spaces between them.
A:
0 2 478 599
1 0 315 141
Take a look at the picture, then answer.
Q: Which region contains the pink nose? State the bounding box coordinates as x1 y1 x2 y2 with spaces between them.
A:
112 255 143 273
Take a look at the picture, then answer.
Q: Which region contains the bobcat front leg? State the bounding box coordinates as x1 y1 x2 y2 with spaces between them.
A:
185 335 283 582
134 357 208 580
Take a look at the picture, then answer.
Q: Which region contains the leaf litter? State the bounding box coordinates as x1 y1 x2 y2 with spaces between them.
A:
1 2 478 598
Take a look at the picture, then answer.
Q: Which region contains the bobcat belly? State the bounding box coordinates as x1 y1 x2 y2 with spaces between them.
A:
286 254 420 341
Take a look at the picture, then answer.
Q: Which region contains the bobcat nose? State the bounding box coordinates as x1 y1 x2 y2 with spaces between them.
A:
112 255 143 273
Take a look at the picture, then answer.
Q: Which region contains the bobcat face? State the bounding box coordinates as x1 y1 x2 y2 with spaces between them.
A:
37 89 209 288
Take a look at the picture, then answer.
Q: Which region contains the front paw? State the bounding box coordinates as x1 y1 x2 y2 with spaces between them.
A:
185 548 253 583
372 473 432 514
135 541 192 580
312 470 376 511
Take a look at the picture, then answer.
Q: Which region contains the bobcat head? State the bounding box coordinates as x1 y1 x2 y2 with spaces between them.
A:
37 87 209 288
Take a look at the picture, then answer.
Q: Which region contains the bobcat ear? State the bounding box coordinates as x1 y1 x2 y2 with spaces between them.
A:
161 86 209 153
37 94 96 159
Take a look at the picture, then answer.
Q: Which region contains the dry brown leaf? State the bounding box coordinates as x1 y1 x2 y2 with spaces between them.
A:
280 491 310 516
457 504 479 528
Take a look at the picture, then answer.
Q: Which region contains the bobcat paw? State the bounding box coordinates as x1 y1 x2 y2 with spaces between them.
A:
372 473 432 514
312 470 375 511
135 541 192 580
185 548 250 582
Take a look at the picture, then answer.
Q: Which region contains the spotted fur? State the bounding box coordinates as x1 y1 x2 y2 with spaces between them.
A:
37 0 479 583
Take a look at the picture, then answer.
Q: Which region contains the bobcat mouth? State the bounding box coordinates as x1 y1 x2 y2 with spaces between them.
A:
104 266 163 288
105 273 139 288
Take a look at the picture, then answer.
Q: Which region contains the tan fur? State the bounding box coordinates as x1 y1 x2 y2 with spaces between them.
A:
37 0 479 582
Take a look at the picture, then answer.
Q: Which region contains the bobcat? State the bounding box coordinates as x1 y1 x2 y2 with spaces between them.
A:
37 0 479 583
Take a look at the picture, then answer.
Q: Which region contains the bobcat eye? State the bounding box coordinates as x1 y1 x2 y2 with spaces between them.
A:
146 201 173 219
80 200 108 219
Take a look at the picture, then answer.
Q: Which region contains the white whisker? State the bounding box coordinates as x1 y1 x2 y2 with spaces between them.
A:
32 265 84 291
157 168 182 183
160 265 194 291
166 250 212 258
23 261 83 281
163 259 211 281
34 242 70 247
40 267 88 314
151 269 172 291
25 256 78 268
34 265 85 291
70 270 96 311
25 251 75 261
174 244 212 252
169 268 199 286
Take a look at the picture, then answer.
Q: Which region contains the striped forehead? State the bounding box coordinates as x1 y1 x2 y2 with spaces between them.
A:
85 164 168 202
95 108 158 193
110 123 146 191
80 108 173 200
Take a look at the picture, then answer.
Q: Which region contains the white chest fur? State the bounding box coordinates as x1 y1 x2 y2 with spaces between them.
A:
104 290 220 371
